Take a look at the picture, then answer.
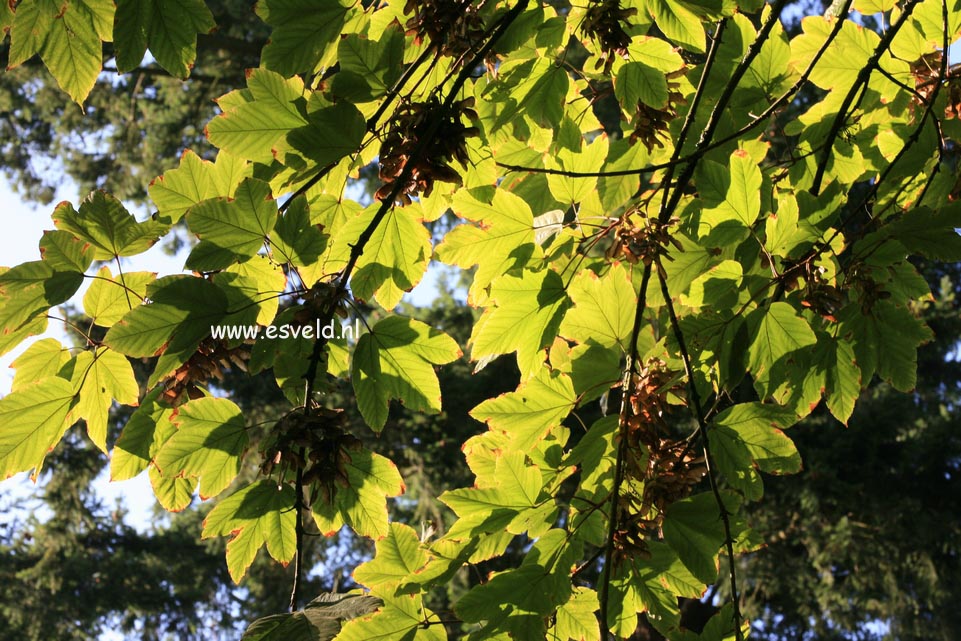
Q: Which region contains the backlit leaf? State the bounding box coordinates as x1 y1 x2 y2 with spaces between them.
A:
470 366 576 451
155 397 249 500
203 480 297 582
113 0 214 78
351 316 461 432
53 191 166 259
256 0 357 76
69 347 139 452
0 377 76 480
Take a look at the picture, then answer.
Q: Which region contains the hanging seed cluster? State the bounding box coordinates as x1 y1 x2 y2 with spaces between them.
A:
581 0 636 73
292 281 350 327
909 52 942 111
608 211 683 266
613 360 705 561
376 97 479 204
404 0 487 58
628 70 687 152
161 338 250 406
261 408 363 504
788 262 844 323
846 264 892 315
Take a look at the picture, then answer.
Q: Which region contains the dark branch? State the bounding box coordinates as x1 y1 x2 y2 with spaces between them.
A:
810 0 922 195
656 262 743 641
599 263 653 640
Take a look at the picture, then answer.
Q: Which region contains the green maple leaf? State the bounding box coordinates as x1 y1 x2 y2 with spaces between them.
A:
270 196 328 269
551 587 600 641
353 522 428 589
0 261 84 337
455 529 580 641
185 178 278 271
150 465 198 512
256 0 357 76
560 262 636 352
53 191 166 259
745 301 817 382
104 275 227 358
351 316 461 432
615 61 669 109
841 300 932 392
441 451 551 537
335 591 445 641
38 230 94 272
111 388 174 482
10 338 71 392
206 69 308 162
241 594 383 641
155 397 249 500
214 256 288 328
149 150 252 224
203 480 297 583
8 0 110 104
113 0 215 78
337 205 431 309
311 448 405 540
662 493 729 583
83 266 157 328
0 377 77 480
606 557 680 637
470 366 576 451
711 402 800 500
435 189 541 306
650 0 706 53
470 269 569 379
68 348 140 453
696 152 762 242
330 27 405 102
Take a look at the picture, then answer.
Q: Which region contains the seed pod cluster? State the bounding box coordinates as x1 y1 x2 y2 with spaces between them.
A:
161 338 250 406
292 280 350 327
404 0 487 58
261 408 363 505
909 52 941 110
628 69 687 152
847 266 891 315
607 211 683 266
580 0 636 73
793 263 844 323
376 97 479 204
613 360 705 561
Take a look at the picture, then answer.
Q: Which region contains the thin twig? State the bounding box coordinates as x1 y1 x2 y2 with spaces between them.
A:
289 450 306 612
656 261 743 641
655 18 729 212
496 0 853 182
810 0 922 194
659 0 789 222
599 263 652 640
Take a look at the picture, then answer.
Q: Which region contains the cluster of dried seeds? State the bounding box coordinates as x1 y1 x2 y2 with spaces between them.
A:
376 97 479 204
261 408 363 505
607 211 683 266
612 360 705 560
404 0 487 58
580 0 636 73
161 338 249 406
628 70 687 152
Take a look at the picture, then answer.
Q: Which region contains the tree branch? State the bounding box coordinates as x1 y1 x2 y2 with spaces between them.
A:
656 261 743 641
289 449 306 612
658 0 789 222
810 0 922 195
655 18 729 212
599 263 653 640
